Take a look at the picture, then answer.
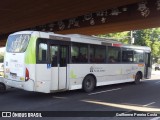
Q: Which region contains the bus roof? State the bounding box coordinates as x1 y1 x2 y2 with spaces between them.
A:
8 31 151 51
9 31 122 46
66 34 121 44
122 45 151 52
9 31 36 36
65 34 122 46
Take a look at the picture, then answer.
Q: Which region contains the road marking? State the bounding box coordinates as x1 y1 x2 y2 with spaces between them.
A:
150 117 160 120
118 102 156 116
82 100 160 112
143 102 155 107
88 88 121 95
53 96 68 99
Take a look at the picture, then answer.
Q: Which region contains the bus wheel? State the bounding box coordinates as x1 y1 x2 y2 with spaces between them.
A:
0 83 6 93
83 75 96 92
134 72 141 84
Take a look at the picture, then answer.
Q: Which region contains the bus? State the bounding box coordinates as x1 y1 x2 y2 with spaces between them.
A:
3 31 151 93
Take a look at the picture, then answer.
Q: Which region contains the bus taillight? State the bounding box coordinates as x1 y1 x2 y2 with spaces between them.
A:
25 68 30 81
112 43 122 47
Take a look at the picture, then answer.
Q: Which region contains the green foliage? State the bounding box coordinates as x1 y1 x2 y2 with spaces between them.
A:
133 28 160 59
98 31 130 44
0 55 4 63
0 53 4 63
0 47 5 63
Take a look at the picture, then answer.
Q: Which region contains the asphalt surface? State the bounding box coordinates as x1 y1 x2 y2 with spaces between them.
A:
0 71 160 120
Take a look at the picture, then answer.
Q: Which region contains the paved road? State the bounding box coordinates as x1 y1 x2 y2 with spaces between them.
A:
0 71 160 120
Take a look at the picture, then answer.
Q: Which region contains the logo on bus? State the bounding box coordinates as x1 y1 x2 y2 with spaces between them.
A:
90 66 105 72
6 62 8 66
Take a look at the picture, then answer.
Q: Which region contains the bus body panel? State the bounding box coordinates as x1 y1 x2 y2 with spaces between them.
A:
4 53 25 81
35 65 68 93
50 67 68 92
25 64 36 84
24 64 35 91
4 63 35 92
51 67 59 90
68 64 123 90
68 64 144 90
4 78 34 91
3 31 151 93
4 31 38 92
121 64 144 80
35 64 51 93
59 67 67 89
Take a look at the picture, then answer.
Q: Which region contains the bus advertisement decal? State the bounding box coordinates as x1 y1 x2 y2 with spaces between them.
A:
47 64 51 69
138 64 144 67
90 66 105 73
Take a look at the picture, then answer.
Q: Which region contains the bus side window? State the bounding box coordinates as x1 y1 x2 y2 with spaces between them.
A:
42 50 46 61
50 46 58 67
109 56 116 63
122 49 134 63
37 42 47 63
71 43 88 63
71 45 78 63
134 50 144 63
108 47 121 63
72 56 77 63
90 45 105 63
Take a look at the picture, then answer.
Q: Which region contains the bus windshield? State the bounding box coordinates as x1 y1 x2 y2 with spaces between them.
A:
6 34 30 53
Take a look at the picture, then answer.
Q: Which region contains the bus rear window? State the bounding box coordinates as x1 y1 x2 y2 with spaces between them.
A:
6 34 30 53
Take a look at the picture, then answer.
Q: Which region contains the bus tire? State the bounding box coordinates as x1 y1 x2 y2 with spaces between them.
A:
0 83 6 93
82 75 96 93
134 72 141 84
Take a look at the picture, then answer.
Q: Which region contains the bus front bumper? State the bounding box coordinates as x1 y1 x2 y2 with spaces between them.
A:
4 78 34 92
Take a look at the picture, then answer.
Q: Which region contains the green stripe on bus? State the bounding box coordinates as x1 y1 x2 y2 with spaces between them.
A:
25 36 38 64
70 70 77 79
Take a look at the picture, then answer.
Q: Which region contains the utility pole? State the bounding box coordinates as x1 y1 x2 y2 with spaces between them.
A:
130 31 134 45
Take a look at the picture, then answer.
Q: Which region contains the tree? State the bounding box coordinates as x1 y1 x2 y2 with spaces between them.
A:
98 31 130 44
133 28 160 60
0 48 5 63
0 53 4 62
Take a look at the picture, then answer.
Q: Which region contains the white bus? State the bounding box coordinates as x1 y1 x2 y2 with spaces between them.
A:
4 31 151 93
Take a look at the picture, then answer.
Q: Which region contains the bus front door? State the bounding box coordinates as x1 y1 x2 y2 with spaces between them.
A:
144 52 151 79
50 45 68 90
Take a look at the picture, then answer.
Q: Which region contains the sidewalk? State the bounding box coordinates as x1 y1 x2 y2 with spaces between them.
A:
151 70 160 79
